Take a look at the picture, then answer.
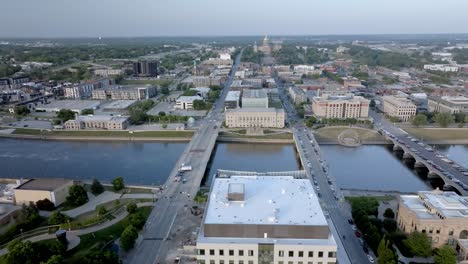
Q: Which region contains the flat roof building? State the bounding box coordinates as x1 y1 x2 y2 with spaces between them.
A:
288 86 307 106
225 108 285 128
312 93 370 119
176 95 203 110
382 95 417 122
14 178 74 206
64 115 129 130
36 100 101 114
196 175 337 264
428 96 468 114
242 89 269 109
102 100 137 112
225 91 241 109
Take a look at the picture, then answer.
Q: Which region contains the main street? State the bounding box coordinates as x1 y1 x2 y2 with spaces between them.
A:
276 77 372 264
127 50 242 264
371 110 468 195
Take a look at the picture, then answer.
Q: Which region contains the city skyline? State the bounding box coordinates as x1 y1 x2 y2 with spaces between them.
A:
1 0 468 38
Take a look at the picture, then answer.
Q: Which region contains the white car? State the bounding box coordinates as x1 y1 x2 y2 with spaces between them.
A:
351 225 357 231
367 255 374 263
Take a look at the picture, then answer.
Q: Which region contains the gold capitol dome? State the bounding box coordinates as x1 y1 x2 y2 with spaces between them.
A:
263 35 270 46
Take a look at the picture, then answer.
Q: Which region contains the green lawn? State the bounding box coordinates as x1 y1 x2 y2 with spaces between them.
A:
12 128 194 138
404 127 468 141
314 126 383 142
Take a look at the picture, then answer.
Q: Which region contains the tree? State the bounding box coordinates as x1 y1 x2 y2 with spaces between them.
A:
162 123 167 129
193 99 209 110
81 109 94 115
41 255 64 264
66 185 89 206
15 106 30 116
36 199 55 211
120 225 139 251
161 86 170 95
404 231 432 257
127 202 137 214
434 112 454 128
370 99 376 108
365 224 382 252
90 179 104 195
434 245 457 264
56 109 76 122
383 219 397 233
158 111 166 116
383 208 395 219
6 240 35 264
305 116 317 127
377 238 396 264
112 177 125 191
48 211 70 225
182 89 198 96
84 250 121 264
411 114 428 127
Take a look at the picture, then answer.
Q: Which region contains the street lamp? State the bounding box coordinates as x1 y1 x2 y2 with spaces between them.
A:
67 219 71 231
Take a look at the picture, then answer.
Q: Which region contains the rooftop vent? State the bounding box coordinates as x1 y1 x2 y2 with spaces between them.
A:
227 183 245 201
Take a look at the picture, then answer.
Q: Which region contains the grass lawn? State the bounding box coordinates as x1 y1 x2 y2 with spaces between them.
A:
12 128 194 138
314 126 383 142
120 79 172 86
404 127 468 141
65 206 152 263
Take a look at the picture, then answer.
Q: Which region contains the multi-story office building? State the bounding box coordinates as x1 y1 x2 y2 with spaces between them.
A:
94 68 123 77
424 64 459 72
64 83 94 99
133 61 158 77
196 174 337 264
225 91 241 109
193 76 224 87
311 93 370 119
110 86 157 101
225 108 285 128
428 96 468 114
288 86 307 106
342 76 363 90
382 95 417 122
64 115 129 130
176 95 203 110
397 190 468 258
242 89 269 108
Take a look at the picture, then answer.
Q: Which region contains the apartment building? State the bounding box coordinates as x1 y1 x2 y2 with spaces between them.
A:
397 190 468 258
311 93 370 119
342 76 363 90
288 86 307 105
424 64 459 72
382 95 417 122
225 108 285 128
94 68 123 77
196 174 337 264
64 115 129 130
428 96 468 114
133 61 158 77
92 85 157 101
241 89 269 108
176 95 203 110
64 83 94 99
193 76 224 87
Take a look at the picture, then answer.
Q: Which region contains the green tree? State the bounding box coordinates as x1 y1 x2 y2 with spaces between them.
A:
365 225 382 252
370 99 376 108
66 185 89 206
377 238 396 264
56 109 76 122
193 99 209 110
434 112 454 128
162 123 168 129
15 106 30 116
404 231 432 257
41 255 64 264
90 179 104 195
48 211 70 225
6 240 35 264
112 177 125 191
434 245 457 264
182 89 198 96
158 111 166 116
36 198 55 211
383 208 395 219
84 250 121 264
305 116 317 127
411 114 428 127
98 206 107 216
383 219 397 233
81 109 94 115
129 212 146 230
120 225 139 251
161 86 170 95
127 202 137 214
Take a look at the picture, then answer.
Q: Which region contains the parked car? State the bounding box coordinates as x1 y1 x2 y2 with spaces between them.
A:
367 255 374 263
363 246 369 254
348 219 354 225
355 231 362 237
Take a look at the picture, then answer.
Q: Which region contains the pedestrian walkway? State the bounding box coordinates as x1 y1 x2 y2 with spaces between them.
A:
393 244 434 264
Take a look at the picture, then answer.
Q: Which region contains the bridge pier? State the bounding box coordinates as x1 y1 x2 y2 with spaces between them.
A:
428 171 442 179
403 152 414 159
393 145 403 152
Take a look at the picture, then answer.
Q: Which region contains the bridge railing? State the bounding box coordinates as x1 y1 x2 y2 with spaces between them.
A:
216 169 308 179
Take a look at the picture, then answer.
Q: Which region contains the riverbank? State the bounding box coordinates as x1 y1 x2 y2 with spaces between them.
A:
403 127 468 144
217 131 294 143
313 126 388 144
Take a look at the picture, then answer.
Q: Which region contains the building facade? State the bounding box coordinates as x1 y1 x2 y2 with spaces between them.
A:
133 61 158 77
241 89 269 109
14 179 74 206
196 174 337 264
288 86 307 106
225 91 241 109
225 108 285 128
176 95 203 110
382 95 417 122
64 115 129 130
428 96 468 114
312 93 370 119
64 84 94 99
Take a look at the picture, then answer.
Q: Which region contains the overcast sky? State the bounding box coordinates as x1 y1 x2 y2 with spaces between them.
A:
1 0 467 38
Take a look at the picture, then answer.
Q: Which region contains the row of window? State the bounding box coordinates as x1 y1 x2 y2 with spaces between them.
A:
198 249 336 259
198 261 336 264
199 249 254 257
278 250 336 258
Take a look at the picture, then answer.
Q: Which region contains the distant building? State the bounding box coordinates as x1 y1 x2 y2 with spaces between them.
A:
110 86 157 101
428 96 468 114
382 95 417 122
288 86 307 105
64 84 94 99
196 174 337 264
133 61 158 77
342 76 363 90
14 178 74 206
176 95 203 110
219 53 231 60
190 87 211 98
258 35 272 54
225 91 241 109
225 108 285 128
336 46 350 54
397 190 468 255
424 64 459 72
242 89 269 108
312 93 370 119
193 76 224 87
94 68 123 77
35 100 101 114
64 115 129 130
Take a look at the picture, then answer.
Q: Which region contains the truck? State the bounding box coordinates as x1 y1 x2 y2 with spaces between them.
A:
179 164 192 172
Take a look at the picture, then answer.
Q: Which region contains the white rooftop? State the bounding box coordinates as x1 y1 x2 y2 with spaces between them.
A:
36 100 101 111
243 89 268 99
102 100 136 109
226 91 241 101
176 95 203 103
205 176 327 226
401 190 468 219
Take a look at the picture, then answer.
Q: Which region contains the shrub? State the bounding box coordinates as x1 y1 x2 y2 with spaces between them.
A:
36 199 55 211
120 225 138 251
90 179 104 195
112 177 125 191
127 202 137 214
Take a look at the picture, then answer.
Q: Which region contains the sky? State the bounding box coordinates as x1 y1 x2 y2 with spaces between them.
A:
1 0 467 38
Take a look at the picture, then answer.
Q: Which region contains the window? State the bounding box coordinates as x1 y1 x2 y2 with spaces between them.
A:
197 261 205 264
210 261 215 264
239 261 244 264
239 250 244 256
248 261 254 264
220 261 224 264
449 230 454 236
318 251 323 258
229 261 234 264
289 251 294 257
328 251 336 258
279 250 284 257
210 249 215 256
278 262 284 264
219 250 224 256
198 249 205 256
299 251 304 257
229 250 234 256
248 250 254 256
308 251 314 257
298 262 303 264
288 262 293 264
